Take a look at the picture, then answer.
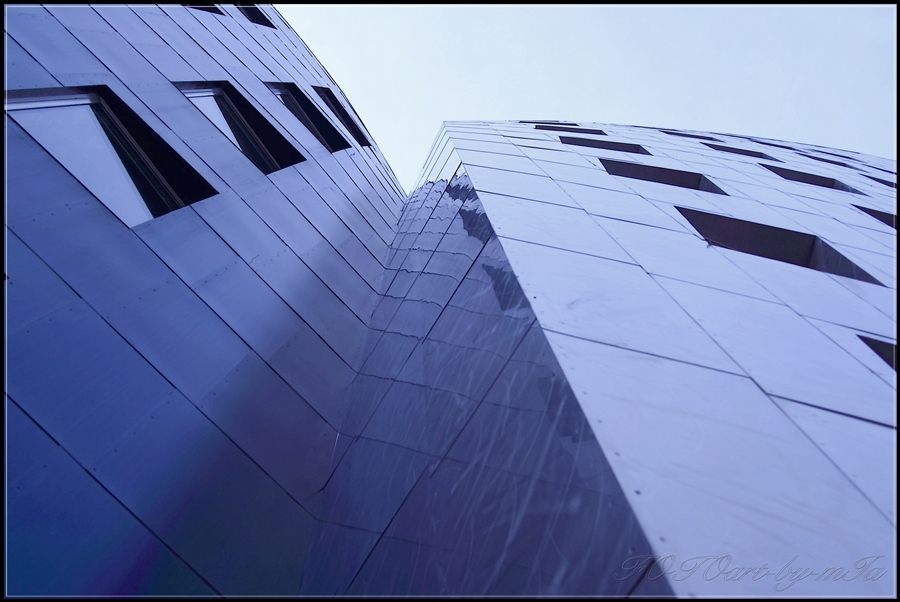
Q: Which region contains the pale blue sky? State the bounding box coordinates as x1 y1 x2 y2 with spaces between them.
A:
276 5 897 193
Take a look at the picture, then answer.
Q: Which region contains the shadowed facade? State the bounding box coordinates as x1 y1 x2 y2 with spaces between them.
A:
5 4 896 597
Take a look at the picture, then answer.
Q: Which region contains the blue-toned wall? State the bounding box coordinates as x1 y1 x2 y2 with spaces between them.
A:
5 4 896 598
6 4 401 595
423 120 896 597
6 5 661 596
300 170 667 596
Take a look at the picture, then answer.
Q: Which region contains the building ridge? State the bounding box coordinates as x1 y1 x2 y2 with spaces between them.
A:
5 4 896 597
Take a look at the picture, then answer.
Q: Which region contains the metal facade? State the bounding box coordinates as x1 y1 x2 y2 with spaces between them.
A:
5 5 897 597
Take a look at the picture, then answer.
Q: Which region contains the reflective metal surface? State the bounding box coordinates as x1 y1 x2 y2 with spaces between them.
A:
5 4 896 598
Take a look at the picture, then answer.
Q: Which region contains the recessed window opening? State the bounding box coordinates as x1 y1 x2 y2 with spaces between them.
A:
798 153 853 169
519 120 579 126
676 206 883 286
745 138 796 151
760 163 863 195
560 136 650 155
852 205 896 229
867 164 896 176
817 148 859 161
268 82 350 153
858 336 896 370
183 5 224 14
599 158 726 195
236 5 275 28
862 175 897 190
312 86 371 147
702 142 778 161
535 124 607 135
660 130 721 142
178 82 304 174
6 87 216 227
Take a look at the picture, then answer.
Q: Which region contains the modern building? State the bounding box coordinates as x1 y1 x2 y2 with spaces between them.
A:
5 4 896 597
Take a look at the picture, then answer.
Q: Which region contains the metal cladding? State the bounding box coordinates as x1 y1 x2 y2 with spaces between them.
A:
5 5 897 597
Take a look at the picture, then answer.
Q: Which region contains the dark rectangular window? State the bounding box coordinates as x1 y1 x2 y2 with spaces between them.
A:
863 174 897 189
178 81 304 174
737 136 797 151
6 86 216 227
817 148 858 161
183 5 224 14
560 136 650 155
312 86 370 147
535 124 607 135
761 163 863 195
858 336 895 370
92 86 217 209
519 120 579 126
236 5 276 28
676 206 883 285
798 153 853 169
599 158 726 195
754 140 796 150
868 164 896 176
703 142 778 161
268 82 350 152
853 205 896 229
661 130 721 142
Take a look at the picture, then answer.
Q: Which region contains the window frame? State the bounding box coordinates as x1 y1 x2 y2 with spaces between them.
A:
235 5 276 28
178 81 304 174
6 90 194 224
183 87 279 174
312 85 372 148
267 82 351 153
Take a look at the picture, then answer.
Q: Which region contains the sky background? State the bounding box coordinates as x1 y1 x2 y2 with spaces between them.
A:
275 5 897 194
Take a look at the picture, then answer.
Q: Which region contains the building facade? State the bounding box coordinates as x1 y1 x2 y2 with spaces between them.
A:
5 4 896 597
